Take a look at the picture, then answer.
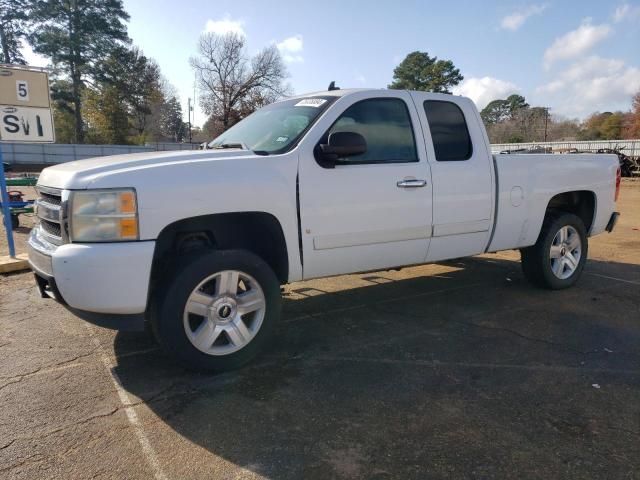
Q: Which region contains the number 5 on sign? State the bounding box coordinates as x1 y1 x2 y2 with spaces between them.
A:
16 80 29 101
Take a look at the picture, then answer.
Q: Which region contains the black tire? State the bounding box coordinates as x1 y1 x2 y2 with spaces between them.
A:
520 212 588 290
151 249 281 372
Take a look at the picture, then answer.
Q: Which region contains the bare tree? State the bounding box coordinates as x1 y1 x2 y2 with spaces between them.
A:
190 32 289 130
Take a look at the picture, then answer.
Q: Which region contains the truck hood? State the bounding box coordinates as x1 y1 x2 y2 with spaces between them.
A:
37 149 255 189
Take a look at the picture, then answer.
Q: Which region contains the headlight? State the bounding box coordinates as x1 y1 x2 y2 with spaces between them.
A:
69 189 139 242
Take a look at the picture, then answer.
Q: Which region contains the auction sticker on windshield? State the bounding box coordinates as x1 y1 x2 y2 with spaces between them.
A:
295 98 327 107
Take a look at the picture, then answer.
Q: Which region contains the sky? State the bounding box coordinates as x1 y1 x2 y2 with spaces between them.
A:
21 0 640 127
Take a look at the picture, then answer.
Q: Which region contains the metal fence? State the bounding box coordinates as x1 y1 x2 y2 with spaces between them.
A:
1 141 200 165
3 139 640 166
491 139 640 157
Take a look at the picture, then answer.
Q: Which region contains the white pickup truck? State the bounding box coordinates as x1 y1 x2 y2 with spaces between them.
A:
28 88 621 371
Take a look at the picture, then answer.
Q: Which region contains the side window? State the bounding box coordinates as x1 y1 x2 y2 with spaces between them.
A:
326 98 418 164
423 100 473 161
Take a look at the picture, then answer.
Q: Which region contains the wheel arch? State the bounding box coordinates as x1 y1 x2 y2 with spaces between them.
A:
545 190 597 234
149 211 289 290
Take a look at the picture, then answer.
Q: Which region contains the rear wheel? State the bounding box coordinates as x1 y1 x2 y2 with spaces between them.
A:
152 249 281 372
520 212 588 289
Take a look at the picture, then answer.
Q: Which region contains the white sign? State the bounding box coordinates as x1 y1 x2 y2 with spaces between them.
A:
16 80 29 102
0 105 55 142
295 98 327 107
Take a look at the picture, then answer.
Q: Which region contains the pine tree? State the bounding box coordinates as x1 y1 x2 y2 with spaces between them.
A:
29 0 130 142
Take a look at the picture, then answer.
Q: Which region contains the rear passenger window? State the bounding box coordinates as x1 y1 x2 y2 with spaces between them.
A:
424 100 472 161
327 98 418 164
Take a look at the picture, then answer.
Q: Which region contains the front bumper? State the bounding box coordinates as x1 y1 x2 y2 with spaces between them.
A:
28 228 156 314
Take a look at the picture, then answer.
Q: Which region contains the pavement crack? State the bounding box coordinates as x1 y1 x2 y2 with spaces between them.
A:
455 320 599 355
0 453 45 473
0 438 15 450
0 349 98 390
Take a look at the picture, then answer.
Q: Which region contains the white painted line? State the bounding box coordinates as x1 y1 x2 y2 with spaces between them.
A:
84 325 168 480
587 272 640 286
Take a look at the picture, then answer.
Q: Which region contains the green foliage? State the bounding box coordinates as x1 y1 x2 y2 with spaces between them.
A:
52 102 75 143
84 84 130 144
28 0 130 142
482 94 557 143
159 96 185 142
481 100 510 124
388 51 463 93
0 0 29 64
577 112 629 140
481 95 530 125
98 46 163 138
506 94 529 112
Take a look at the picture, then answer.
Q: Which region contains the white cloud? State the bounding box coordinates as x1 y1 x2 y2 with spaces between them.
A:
276 35 303 63
452 76 520 109
19 40 49 67
355 74 366 85
500 4 548 31
536 56 640 117
613 3 640 22
205 15 245 36
543 20 611 67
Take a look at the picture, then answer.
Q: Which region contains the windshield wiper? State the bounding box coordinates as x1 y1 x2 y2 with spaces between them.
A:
211 142 245 150
210 142 270 156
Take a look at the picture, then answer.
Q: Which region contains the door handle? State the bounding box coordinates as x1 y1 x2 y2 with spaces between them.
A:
397 179 427 188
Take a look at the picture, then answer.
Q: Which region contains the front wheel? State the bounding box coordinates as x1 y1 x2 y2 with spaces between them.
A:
151 250 281 372
520 212 588 289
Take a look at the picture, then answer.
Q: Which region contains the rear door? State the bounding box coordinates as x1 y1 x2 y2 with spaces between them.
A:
297 90 433 279
410 93 495 262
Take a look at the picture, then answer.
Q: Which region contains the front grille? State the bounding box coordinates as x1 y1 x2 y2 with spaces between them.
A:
36 186 65 245
39 192 62 207
41 219 62 238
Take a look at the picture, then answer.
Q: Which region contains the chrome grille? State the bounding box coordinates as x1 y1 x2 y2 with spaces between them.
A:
36 186 65 245
39 192 62 207
41 219 62 238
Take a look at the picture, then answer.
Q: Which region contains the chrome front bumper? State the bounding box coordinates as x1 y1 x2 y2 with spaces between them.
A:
28 228 55 277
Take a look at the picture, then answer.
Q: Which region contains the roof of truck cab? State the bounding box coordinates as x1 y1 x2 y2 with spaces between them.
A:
284 88 470 103
286 88 372 99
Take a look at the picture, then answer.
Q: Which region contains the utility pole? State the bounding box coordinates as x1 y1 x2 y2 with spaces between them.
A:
187 97 192 144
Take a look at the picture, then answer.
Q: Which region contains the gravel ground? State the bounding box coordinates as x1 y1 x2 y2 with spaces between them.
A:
0 181 638 479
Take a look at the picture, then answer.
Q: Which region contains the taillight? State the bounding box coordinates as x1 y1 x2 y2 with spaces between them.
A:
615 166 621 202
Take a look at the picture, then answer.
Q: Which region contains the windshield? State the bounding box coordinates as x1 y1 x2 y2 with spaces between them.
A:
208 96 335 154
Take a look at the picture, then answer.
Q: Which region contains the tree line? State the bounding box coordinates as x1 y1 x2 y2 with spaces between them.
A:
2 1 638 145
386 52 640 143
481 93 640 144
1 0 185 144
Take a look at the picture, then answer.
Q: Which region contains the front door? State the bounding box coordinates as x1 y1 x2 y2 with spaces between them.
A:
298 90 433 279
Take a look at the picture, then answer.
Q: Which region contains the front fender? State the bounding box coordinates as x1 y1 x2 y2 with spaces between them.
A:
88 152 302 281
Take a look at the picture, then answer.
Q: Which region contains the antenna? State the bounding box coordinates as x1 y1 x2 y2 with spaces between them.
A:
328 81 340 91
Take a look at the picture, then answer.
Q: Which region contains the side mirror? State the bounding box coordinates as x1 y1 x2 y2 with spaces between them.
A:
319 132 367 163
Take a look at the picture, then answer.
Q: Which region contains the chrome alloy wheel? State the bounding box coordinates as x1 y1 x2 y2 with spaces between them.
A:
549 225 582 280
183 270 266 355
